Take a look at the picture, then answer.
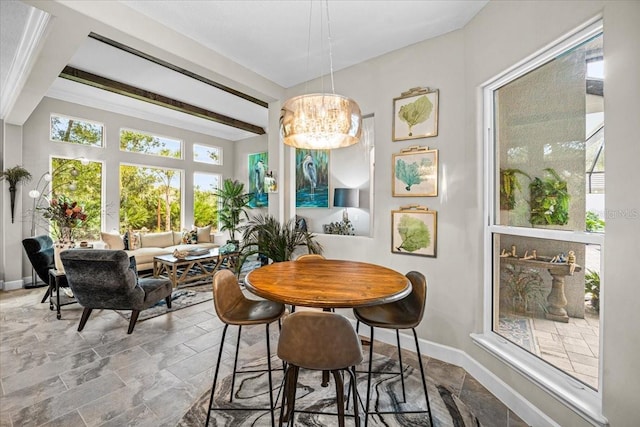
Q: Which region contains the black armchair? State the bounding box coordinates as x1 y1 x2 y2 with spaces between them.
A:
60 249 173 334
22 235 67 303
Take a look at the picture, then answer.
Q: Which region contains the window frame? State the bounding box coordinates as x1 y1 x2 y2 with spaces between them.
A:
193 171 221 230
193 143 223 165
119 127 184 160
473 19 607 426
49 113 105 147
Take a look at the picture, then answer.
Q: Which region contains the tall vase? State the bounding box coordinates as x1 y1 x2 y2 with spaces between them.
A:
53 226 75 273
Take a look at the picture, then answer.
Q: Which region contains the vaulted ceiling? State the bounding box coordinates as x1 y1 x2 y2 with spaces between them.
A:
1 0 487 141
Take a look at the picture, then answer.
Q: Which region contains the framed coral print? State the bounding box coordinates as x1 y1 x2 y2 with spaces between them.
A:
393 146 438 196
391 206 437 257
248 152 268 208
295 148 330 208
392 87 439 141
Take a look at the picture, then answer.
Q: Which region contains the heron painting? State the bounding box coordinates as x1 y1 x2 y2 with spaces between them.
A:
248 152 268 208
295 149 329 208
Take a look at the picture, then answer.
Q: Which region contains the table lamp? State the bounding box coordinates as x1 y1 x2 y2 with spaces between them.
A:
333 188 359 222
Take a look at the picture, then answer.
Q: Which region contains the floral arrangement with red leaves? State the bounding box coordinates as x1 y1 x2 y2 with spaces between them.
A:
40 195 88 241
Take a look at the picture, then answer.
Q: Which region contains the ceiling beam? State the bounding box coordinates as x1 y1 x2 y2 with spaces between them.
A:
59 66 266 135
89 32 269 109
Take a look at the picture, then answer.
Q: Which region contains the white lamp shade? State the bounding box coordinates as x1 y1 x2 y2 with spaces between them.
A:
280 93 362 149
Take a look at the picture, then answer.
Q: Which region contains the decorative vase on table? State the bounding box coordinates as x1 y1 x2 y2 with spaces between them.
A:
53 226 75 273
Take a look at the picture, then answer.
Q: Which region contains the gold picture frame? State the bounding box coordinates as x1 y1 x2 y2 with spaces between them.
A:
392 146 438 197
392 87 439 141
391 206 437 257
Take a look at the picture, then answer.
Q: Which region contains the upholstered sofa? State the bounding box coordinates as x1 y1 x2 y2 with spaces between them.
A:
101 229 218 271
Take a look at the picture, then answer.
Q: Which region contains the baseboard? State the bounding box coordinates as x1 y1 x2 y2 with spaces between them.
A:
353 320 558 427
2 279 24 291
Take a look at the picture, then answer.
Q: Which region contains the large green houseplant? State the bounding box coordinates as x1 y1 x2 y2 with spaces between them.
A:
500 168 530 210
239 214 323 265
529 168 570 226
214 179 252 244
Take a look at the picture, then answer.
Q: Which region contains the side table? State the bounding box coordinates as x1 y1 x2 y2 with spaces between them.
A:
48 269 77 319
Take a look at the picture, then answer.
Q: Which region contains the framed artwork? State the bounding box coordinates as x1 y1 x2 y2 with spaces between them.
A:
392 87 439 141
248 152 268 208
391 206 437 257
295 148 329 208
393 146 438 196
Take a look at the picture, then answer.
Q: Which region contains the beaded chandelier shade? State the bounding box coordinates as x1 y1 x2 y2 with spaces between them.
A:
280 1 362 150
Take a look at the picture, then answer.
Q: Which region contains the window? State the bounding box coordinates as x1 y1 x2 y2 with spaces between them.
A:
193 143 222 165
50 157 103 240
50 114 104 147
120 164 182 232
120 128 182 159
479 22 604 420
194 172 220 229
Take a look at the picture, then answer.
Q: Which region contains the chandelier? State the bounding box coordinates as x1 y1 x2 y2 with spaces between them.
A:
280 1 362 150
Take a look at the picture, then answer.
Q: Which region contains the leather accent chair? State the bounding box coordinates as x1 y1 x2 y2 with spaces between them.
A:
22 235 67 303
354 270 432 426
206 269 285 427
60 249 173 334
277 311 362 427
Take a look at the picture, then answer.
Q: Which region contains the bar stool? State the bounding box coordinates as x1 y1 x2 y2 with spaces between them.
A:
354 270 432 426
206 270 285 427
277 311 362 427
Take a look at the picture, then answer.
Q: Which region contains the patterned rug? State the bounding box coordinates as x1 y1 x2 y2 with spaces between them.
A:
179 352 481 426
116 289 212 321
497 315 535 352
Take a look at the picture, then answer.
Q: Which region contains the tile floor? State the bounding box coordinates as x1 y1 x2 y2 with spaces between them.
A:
1 286 528 426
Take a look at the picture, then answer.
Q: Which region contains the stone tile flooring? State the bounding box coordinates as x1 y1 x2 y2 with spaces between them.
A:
1 286 528 426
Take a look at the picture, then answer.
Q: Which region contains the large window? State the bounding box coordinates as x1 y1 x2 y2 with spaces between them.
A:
50 157 103 240
483 22 604 405
194 172 220 229
120 164 182 232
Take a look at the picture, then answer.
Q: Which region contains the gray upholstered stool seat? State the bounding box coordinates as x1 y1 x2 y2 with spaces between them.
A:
60 249 173 334
354 270 432 426
206 270 285 427
277 311 362 427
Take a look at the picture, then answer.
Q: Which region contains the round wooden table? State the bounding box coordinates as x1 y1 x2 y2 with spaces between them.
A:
244 259 411 309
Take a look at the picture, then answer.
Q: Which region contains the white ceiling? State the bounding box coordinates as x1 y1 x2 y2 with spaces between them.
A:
1 0 488 141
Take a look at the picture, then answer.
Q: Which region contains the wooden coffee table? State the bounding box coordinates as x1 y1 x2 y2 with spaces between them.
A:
153 248 237 288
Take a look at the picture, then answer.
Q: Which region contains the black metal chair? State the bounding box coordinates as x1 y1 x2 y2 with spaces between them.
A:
354 270 432 426
22 235 66 303
206 269 285 427
277 311 362 427
60 249 173 334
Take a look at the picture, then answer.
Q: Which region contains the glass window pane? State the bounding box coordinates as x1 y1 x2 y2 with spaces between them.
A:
492 233 600 390
120 164 182 232
193 143 222 165
50 114 104 147
495 34 604 231
194 172 220 230
120 129 182 159
50 158 103 240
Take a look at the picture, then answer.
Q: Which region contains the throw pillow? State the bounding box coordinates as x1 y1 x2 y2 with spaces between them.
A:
128 256 139 285
101 232 125 250
196 225 212 243
127 230 141 250
182 230 197 244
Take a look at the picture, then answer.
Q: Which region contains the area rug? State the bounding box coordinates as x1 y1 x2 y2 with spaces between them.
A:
497 314 535 352
178 352 481 426
116 289 212 321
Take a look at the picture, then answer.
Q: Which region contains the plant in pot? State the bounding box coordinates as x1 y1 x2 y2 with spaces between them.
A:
529 168 570 226
501 264 546 314
1 165 32 223
584 269 600 313
239 214 323 266
500 168 531 210
214 179 252 248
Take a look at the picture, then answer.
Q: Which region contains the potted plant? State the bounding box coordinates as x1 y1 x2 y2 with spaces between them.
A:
1 165 32 223
529 168 570 226
500 168 530 210
214 179 252 246
584 269 600 313
239 214 323 265
501 264 546 314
